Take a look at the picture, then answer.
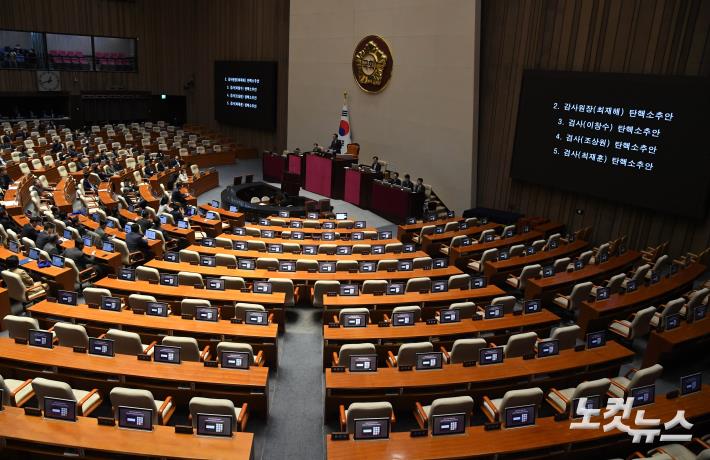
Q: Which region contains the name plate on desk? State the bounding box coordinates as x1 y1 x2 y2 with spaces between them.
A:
14 337 27 345
98 417 116 426
203 360 218 368
378 321 390 327
398 365 413 371
328 322 340 328
175 425 194 435
331 432 350 441
231 318 243 324
410 429 428 437
426 318 438 325
137 354 151 362
331 366 346 373
484 422 501 431
73 346 87 354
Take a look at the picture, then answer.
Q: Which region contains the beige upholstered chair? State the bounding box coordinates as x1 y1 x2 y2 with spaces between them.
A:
339 401 394 433
506 264 542 290
333 343 376 367
268 278 295 307
189 396 249 432
608 306 656 341
361 280 387 294
482 387 543 424
181 298 211 317
2 315 43 339
0 373 34 407
553 281 593 312
178 271 204 288
136 266 160 282
2 270 46 304
216 342 264 367
387 342 433 368
83 287 112 307
110 387 174 425
650 298 684 328
549 325 581 350
54 322 89 348
442 338 487 364
313 280 340 308
467 248 498 272
179 249 200 264
546 378 611 415
503 332 538 358
161 336 210 362
446 301 476 319
32 377 102 416
406 277 431 293
105 329 156 356
128 294 157 311
414 395 474 430
221 276 246 290
448 274 471 290
608 364 663 398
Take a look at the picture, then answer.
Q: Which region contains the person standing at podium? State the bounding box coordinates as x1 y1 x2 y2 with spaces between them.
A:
328 133 342 154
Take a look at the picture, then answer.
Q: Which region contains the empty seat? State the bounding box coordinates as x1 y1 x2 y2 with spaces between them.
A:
448 274 471 290
178 271 204 288
2 315 42 340
32 377 102 417
443 338 487 364
105 329 156 356
313 280 340 308
503 332 538 358
467 248 498 272
447 301 476 319
482 387 544 424
181 298 211 317
189 397 248 432
110 387 174 425
334 343 376 367
415 395 474 430
136 266 160 282
268 278 295 306
608 364 663 398
340 401 394 433
234 302 267 322
549 325 581 350
405 277 431 293
0 373 34 407
506 264 542 290
54 322 89 348
361 280 387 294
216 342 264 367
608 306 656 341
553 281 593 312
161 336 210 362
387 342 433 368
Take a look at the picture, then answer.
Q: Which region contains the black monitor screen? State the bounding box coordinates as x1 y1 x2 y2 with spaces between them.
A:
159 274 178 286
165 251 178 262
484 305 503 319
254 281 272 294
245 310 268 325
349 354 377 372
631 385 655 407
386 283 404 295
432 280 448 292
571 395 601 419
354 418 389 440
88 337 114 357
119 268 135 281
665 314 681 330
29 329 53 348
154 345 181 364
214 60 277 130
391 311 414 326
268 244 283 253
146 302 169 317
43 397 76 422
339 284 359 296
195 306 219 322
479 347 504 365
505 405 536 428
200 255 216 267
439 309 460 323
586 331 606 349
238 259 255 270
279 261 295 272
359 262 375 273
524 299 541 314
197 413 233 437
416 352 443 370
220 351 250 370
118 406 153 431
511 70 710 218
101 296 122 311
537 339 559 358
318 262 335 273
342 313 367 327
432 413 466 436
206 278 226 291
680 373 702 396
58 290 77 306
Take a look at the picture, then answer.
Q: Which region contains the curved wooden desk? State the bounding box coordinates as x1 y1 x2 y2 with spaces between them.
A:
187 244 432 262
449 231 544 266
483 240 590 281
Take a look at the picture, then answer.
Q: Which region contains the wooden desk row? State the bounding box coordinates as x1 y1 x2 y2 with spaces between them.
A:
326 387 710 460
322 309 561 368
450 231 544 266
28 300 279 367
642 316 710 367
119 208 196 243
484 240 590 281
76 215 164 258
525 250 642 301
324 341 633 416
198 203 245 226
421 222 503 252
577 263 707 335
0 406 253 460
0 246 74 292
222 232 401 247
189 244 432 262
0 338 270 418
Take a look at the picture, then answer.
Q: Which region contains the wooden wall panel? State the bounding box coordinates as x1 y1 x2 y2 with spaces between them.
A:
478 0 710 256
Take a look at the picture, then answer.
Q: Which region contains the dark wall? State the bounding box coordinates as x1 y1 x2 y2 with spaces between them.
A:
477 0 710 255
0 0 289 151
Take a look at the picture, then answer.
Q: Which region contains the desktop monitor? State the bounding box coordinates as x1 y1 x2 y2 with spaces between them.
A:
694 304 707 321
631 385 655 407
106 220 115 228
205 278 226 291
354 418 390 440
205 212 218 220
254 281 272 294
335 212 347 220
7 240 18 253
479 347 504 365
159 273 178 287
336 245 352 255
432 413 466 436
680 373 702 396
29 329 53 349
665 314 681 331
625 280 638 293
524 300 542 314
57 290 77 306
432 280 448 293
279 210 290 218
82 236 93 248
406 217 417 224
537 339 559 358
371 245 385 254
238 259 255 270
195 306 219 322
292 232 306 240
378 231 392 240
397 260 413 271
146 302 169 317
416 352 444 370
526 246 536 255
196 413 233 437
101 295 121 311
118 406 153 431
164 251 179 262
177 220 189 229
279 261 295 272
210 200 219 208
233 227 246 236
505 405 536 428
291 221 303 229
483 233 494 242
359 261 376 273
229 205 239 213
64 229 74 239
119 268 135 281
43 397 77 422
233 241 247 250
571 396 601 419
268 244 283 253
259 218 270 226
349 355 377 372
484 305 503 319
202 238 215 247
586 331 606 349
89 337 115 357
499 250 510 261
322 232 336 241
391 311 414 326
199 255 216 267
354 221 366 229
322 222 336 230
259 230 273 238
386 283 404 295
596 287 611 301
159 215 168 225
342 313 367 328
351 232 364 241
471 277 486 289
28 247 40 260
302 245 317 254
434 226 444 235
542 266 555 278
574 259 584 270
433 258 448 269
220 351 250 370
339 284 359 296
403 243 415 253
307 212 319 219
102 241 115 252
245 310 269 325
153 345 181 364
51 255 65 268
318 262 336 273
439 309 460 324
145 229 157 240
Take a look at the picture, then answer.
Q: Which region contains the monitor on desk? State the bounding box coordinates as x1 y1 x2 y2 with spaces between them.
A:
342 313 367 327
432 413 466 436
233 227 246 236
571 396 601 419
210 200 219 208
159 215 168 225
665 313 681 330
268 243 283 253
290 220 303 228
416 352 443 370
195 306 219 322
238 258 255 270
354 221 366 229
7 240 19 253
51 254 65 267
625 279 637 293
177 219 189 229
278 210 290 218
479 347 504 365
354 418 390 440
432 280 448 292
220 351 250 370
278 261 295 272
439 309 460 323
387 283 404 295
499 250 509 261
146 301 169 317
336 245 352 255
43 397 77 422
322 232 335 241
586 331 606 349
505 405 536 428
229 205 239 213
406 217 417 224
307 212 318 219
202 238 215 247
254 281 272 293
159 273 178 286
434 226 444 234
484 304 503 319
197 413 233 437
537 339 559 358
118 406 153 431
89 337 115 357
302 244 316 254
57 290 78 306
335 212 347 220
694 304 707 321
164 251 178 262
351 232 364 240
153 345 181 364
292 231 305 240
318 261 335 273
233 241 247 250
199 255 216 267
339 284 359 296
391 310 414 326
322 222 336 230
64 229 74 240
397 260 413 271
349 355 377 372
28 247 40 261
119 267 135 281
245 310 268 325
471 277 486 289
102 241 115 252
100 295 121 311
359 261 376 273
371 245 385 254
205 278 225 291
145 229 157 240
378 231 392 240
458 222 468 231
596 287 611 301
542 266 555 278
433 258 448 269
106 220 115 228
631 385 655 407
259 218 270 226
29 329 53 349
680 373 702 396
524 299 542 314
82 236 93 247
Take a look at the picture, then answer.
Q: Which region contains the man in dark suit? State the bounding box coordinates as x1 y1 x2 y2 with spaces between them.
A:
388 172 402 186
171 188 188 207
21 217 40 241
413 177 426 194
126 223 152 260
401 174 414 190
370 156 382 172
63 239 96 271
328 134 342 153
136 210 154 233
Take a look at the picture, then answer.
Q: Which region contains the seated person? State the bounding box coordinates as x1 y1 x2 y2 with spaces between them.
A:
42 234 61 256
171 187 188 207
388 172 402 186
126 223 152 260
369 156 382 173
36 223 55 249
137 210 154 233
401 174 414 190
21 216 41 241
6 254 49 293
63 239 106 278
413 177 426 193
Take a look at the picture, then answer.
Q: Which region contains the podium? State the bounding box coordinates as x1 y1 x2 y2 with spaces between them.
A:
369 180 425 223
344 167 377 208
262 153 286 183
304 153 355 199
